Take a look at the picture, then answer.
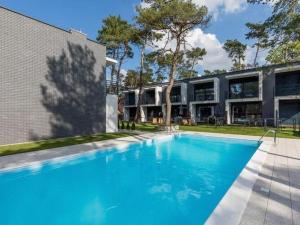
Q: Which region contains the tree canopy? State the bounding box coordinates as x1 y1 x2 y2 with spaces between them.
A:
223 39 247 70
247 0 300 63
97 16 136 93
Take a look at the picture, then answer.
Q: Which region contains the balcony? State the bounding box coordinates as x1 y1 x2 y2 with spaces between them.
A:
142 90 156 105
125 98 136 106
228 78 259 99
124 92 136 106
162 94 182 103
276 84 300 96
162 85 182 104
193 89 214 101
142 97 155 105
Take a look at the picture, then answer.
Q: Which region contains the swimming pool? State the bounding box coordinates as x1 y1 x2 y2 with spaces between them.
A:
0 134 260 225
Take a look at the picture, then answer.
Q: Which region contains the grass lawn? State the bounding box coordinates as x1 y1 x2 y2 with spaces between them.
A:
132 123 300 139
180 125 300 139
0 132 134 157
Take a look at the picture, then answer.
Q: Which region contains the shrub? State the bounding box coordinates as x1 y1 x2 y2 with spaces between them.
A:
131 122 136 130
126 121 130 130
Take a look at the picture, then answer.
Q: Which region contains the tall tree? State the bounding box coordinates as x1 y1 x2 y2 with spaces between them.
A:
245 22 269 66
97 16 135 94
123 68 153 89
131 20 162 122
248 0 300 63
266 41 300 63
223 39 247 70
136 0 210 126
178 47 206 79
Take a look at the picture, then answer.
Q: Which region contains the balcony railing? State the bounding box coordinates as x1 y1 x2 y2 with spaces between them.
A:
229 91 259 99
125 98 136 106
142 97 155 105
192 89 214 101
162 95 182 103
276 84 300 96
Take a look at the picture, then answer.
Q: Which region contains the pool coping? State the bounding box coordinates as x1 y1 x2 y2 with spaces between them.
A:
199 133 272 225
0 132 169 172
0 131 273 225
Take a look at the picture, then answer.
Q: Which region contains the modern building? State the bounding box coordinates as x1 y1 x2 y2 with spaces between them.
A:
124 82 188 122
0 6 117 145
123 62 300 126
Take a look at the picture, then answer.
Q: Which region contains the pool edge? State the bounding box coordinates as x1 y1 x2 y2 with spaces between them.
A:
0 132 172 172
204 139 272 225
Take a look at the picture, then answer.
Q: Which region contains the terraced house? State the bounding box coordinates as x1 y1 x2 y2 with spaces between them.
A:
123 62 300 127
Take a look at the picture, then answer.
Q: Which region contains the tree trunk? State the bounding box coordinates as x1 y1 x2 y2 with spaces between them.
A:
135 45 145 123
253 44 260 67
110 50 116 93
165 38 181 127
116 53 126 95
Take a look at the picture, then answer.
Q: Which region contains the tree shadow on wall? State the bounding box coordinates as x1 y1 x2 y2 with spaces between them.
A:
40 42 105 139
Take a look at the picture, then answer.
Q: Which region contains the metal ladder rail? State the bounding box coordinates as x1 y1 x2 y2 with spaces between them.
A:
258 129 277 143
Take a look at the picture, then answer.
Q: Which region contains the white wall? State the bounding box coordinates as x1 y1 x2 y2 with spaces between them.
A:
106 94 118 132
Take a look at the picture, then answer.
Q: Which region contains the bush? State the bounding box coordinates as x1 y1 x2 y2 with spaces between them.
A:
121 121 125 129
131 122 136 130
126 121 130 130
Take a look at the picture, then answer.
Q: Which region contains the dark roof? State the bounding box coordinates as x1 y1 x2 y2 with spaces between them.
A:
0 5 102 45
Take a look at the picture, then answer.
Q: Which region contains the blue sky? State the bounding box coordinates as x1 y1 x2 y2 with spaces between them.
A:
0 0 273 74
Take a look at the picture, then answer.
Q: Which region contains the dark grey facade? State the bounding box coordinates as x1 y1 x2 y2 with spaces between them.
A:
123 62 300 126
0 7 107 145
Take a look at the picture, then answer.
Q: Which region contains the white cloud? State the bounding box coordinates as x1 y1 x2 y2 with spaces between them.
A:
245 46 268 66
120 69 127 76
140 0 248 18
185 28 232 71
151 28 232 71
192 0 248 17
152 28 270 73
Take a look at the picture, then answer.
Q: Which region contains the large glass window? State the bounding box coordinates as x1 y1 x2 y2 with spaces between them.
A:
143 89 155 104
163 86 181 103
126 92 135 105
231 102 262 124
194 82 214 101
275 71 300 96
229 77 258 99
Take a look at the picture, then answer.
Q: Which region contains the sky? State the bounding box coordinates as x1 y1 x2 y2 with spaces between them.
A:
0 0 273 75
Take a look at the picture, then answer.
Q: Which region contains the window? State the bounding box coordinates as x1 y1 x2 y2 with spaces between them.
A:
194 82 214 101
229 77 258 99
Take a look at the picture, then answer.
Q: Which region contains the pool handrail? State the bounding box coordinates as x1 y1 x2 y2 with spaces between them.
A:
258 129 277 143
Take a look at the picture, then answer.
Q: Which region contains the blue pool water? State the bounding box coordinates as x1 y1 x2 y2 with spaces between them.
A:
0 134 259 225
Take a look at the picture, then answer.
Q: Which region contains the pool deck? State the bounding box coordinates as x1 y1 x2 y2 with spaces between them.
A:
239 137 300 225
0 132 299 225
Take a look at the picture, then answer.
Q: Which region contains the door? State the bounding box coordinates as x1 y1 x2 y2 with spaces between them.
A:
196 106 212 122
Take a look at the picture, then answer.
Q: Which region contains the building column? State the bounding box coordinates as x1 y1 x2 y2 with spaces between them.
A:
162 105 166 120
190 103 196 124
258 72 263 100
274 98 279 127
141 106 147 122
225 100 231 124
124 108 129 121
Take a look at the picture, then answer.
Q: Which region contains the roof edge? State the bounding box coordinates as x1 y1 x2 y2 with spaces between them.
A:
0 5 103 46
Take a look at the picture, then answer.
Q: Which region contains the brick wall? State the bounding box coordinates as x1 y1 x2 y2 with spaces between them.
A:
0 7 107 145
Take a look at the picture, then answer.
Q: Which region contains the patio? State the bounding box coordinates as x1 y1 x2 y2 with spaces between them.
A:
239 137 300 225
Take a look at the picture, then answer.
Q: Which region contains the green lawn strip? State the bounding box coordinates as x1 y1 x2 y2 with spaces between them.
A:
179 125 300 139
134 123 158 132
0 132 134 156
132 123 300 139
